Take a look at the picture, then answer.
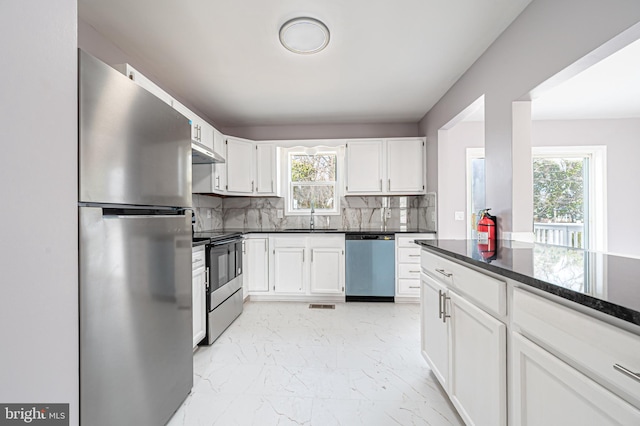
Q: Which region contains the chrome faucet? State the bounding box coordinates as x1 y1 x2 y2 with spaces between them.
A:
310 204 315 230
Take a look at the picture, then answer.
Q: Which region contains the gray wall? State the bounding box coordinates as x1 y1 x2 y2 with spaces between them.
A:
0 1 79 423
420 0 640 237
438 121 485 239
222 122 420 141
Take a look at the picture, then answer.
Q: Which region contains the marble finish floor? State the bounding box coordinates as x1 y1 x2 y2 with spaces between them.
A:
167 301 463 426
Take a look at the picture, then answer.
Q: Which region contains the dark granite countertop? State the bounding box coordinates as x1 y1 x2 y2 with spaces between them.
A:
222 227 436 235
415 239 640 327
193 228 434 246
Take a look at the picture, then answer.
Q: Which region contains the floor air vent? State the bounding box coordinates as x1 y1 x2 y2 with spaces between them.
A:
309 304 335 310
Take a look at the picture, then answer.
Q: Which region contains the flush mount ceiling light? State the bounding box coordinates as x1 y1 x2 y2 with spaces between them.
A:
279 17 330 54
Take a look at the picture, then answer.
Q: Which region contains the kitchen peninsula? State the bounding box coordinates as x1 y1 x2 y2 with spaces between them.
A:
416 239 640 425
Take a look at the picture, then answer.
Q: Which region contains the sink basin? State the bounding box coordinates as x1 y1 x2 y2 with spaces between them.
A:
283 228 338 232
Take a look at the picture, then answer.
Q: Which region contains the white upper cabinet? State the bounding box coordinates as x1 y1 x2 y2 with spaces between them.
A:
345 138 425 195
222 138 279 196
113 63 173 106
225 136 255 194
172 100 214 149
255 144 279 196
345 140 384 193
386 138 425 193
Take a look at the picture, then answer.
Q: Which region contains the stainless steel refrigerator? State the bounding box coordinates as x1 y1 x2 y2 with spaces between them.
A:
78 50 193 426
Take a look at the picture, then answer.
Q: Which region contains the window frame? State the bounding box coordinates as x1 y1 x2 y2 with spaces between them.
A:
285 148 340 216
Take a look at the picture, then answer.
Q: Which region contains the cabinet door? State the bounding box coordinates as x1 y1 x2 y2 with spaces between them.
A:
256 144 277 196
386 138 424 193
226 137 254 194
310 248 344 294
449 290 506 426
420 274 449 388
244 238 269 292
345 140 384 194
172 100 198 142
511 333 640 426
200 122 214 150
212 129 226 194
192 265 206 347
273 247 306 294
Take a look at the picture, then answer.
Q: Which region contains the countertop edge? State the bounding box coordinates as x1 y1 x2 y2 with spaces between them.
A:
415 240 640 328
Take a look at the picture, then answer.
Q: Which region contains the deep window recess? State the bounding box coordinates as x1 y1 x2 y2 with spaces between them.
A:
287 150 339 215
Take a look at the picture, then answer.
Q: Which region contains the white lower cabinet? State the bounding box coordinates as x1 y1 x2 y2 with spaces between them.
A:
421 249 640 426
243 236 269 295
396 233 434 301
448 290 506 426
420 250 507 426
511 332 640 426
273 247 306 294
310 247 344 294
191 245 207 348
250 234 344 300
420 274 449 387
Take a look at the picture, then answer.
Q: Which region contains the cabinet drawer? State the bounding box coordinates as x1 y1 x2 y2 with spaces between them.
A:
192 245 206 269
421 250 506 317
398 247 421 263
398 279 421 295
398 263 421 279
397 233 434 248
513 288 640 408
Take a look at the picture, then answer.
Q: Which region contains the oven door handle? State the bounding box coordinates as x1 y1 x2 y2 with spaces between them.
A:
209 237 243 247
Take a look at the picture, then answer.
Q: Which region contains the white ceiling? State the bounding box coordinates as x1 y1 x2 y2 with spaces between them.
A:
531 37 640 120
78 0 531 127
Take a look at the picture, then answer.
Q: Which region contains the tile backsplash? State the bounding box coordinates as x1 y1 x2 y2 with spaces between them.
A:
193 193 437 232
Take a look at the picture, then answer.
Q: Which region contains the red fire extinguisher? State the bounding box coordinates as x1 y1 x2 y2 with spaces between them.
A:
477 209 497 261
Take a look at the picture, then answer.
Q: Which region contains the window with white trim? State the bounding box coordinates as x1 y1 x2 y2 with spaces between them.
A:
286 149 339 215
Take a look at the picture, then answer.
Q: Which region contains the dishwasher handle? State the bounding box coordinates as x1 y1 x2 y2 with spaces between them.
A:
346 234 395 240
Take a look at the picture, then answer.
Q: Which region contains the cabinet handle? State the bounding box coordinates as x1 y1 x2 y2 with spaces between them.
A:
442 293 450 323
380 179 382 191
614 364 640 382
435 268 452 277
388 179 391 191
409 254 420 257
409 286 420 289
215 175 220 189
252 181 254 192
438 289 443 319
271 180 274 192
409 270 420 273
205 267 210 291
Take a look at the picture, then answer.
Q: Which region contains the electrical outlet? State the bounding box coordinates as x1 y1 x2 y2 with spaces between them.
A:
207 210 212 219
454 211 464 221
385 208 392 219
277 209 284 219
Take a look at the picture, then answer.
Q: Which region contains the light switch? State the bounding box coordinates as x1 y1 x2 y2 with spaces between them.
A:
277 209 284 219
454 211 464 221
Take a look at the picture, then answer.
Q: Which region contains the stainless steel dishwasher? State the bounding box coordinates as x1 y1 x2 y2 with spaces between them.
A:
345 233 396 302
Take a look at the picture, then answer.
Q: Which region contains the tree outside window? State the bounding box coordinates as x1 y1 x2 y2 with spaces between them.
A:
289 152 338 213
533 158 584 223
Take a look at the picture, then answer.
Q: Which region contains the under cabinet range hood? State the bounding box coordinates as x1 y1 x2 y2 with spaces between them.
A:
192 141 225 164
